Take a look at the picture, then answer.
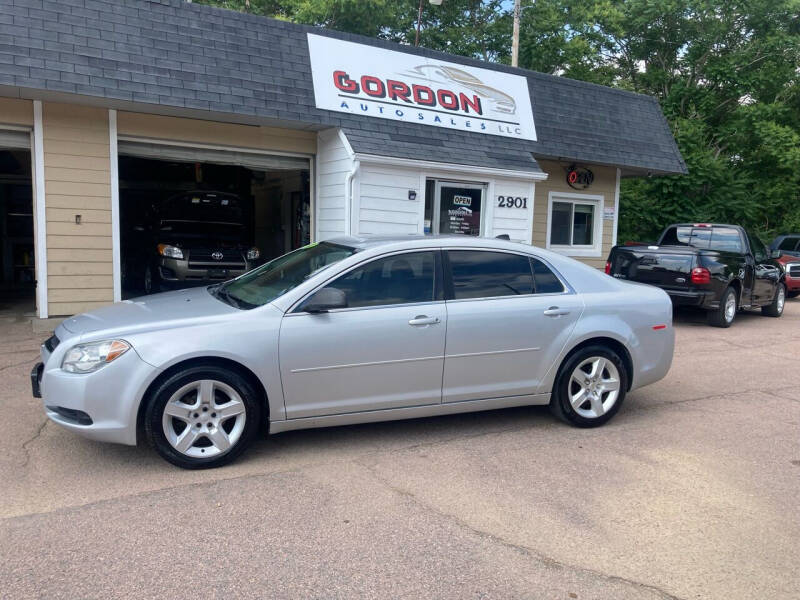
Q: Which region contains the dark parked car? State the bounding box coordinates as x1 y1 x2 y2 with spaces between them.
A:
606 223 786 327
123 191 260 294
769 234 800 298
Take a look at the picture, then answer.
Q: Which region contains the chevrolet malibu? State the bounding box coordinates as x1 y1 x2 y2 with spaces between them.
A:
32 236 674 469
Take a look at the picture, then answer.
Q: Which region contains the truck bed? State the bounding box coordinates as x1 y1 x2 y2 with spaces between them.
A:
608 245 697 292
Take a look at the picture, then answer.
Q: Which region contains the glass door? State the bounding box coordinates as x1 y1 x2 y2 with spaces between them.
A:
428 180 486 236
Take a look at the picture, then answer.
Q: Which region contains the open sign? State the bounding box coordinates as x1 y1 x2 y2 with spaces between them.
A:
566 166 594 190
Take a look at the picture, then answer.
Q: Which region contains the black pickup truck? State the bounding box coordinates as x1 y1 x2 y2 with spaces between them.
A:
606 223 786 327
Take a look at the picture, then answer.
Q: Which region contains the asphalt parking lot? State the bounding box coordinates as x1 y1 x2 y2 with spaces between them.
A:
1 301 798 600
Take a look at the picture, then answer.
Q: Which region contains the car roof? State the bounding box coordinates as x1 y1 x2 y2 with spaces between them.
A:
325 234 536 252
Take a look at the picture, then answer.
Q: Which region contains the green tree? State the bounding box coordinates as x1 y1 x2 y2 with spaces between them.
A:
199 0 800 242
607 0 800 241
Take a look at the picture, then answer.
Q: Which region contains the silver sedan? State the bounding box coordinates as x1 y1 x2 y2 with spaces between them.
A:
33 236 674 469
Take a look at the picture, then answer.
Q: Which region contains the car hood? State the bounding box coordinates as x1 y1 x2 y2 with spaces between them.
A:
777 254 800 265
60 286 241 340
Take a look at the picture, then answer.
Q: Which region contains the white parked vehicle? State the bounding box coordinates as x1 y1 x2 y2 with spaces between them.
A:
32 236 674 469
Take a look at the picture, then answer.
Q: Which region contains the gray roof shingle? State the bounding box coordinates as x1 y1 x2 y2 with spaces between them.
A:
0 0 686 175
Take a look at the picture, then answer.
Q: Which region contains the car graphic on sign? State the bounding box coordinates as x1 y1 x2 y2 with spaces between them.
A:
402 65 518 115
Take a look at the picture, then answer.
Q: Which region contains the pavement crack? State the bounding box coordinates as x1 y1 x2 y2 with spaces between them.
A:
357 460 684 600
20 419 48 468
0 354 39 372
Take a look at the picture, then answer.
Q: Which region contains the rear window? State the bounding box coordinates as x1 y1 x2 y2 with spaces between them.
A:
660 226 742 252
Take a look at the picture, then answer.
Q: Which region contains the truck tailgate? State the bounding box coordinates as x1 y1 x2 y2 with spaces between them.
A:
609 247 695 291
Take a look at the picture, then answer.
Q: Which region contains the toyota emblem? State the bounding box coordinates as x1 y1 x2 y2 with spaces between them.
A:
211 251 224 260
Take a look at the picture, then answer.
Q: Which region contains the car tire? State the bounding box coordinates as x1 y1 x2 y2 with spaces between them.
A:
143 264 158 295
787 291 799 299
549 345 628 428
707 286 737 328
762 282 786 318
144 364 263 469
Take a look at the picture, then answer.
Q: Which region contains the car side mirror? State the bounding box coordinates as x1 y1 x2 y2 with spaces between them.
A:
770 249 782 259
302 287 347 313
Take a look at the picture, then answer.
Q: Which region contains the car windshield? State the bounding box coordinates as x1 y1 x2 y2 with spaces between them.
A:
213 242 357 309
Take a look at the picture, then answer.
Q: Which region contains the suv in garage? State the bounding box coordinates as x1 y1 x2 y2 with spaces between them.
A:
125 191 260 294
770 234 800 298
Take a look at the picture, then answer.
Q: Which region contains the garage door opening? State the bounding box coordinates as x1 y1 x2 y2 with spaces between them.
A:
118 142 310 299
0 130 35 315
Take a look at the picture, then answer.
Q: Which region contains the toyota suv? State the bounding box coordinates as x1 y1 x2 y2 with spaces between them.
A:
124 191 260 294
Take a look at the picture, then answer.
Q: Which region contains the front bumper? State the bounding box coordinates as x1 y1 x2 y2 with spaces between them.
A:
38 346 158 446
785 275 800 292
158 256 252 286
31 363 43 398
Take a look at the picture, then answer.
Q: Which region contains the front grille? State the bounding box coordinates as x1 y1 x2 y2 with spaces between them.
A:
44 334 59 353
789 264 800 277
188 249 245 270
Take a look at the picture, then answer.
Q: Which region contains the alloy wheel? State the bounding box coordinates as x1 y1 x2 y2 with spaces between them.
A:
724 292 736 323
777 286 785 313
161 379 247 458
568 357 621 419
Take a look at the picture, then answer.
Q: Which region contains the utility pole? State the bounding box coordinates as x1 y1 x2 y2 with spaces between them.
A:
512 0 521 67
415 0 424 47
416 0 443 47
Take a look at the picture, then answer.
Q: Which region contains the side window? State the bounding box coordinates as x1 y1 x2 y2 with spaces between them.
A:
324 251 435 309
778 236 800 251
531 258 565 294
448 250 534 300
749 234 768 261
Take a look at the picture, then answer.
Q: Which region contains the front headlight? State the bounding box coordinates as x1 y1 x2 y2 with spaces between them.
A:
157 244 184 259
62 340 130 374
247 247 260 260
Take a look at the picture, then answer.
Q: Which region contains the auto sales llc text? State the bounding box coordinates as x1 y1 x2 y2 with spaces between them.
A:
337 100 524 137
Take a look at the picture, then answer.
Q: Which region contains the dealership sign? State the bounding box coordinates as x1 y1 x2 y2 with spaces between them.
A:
307 34 537 141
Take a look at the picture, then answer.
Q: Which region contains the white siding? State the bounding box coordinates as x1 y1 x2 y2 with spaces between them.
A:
489 179 536 243
315 129 352 240
354 164 423 235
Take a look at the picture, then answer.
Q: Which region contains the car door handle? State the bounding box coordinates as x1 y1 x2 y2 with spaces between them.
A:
543 307 570 317
408 315 441 326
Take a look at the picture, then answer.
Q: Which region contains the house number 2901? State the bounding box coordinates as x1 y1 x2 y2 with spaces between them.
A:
497 196 528 208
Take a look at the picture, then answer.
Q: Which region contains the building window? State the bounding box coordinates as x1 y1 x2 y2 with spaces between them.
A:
547 193 603 257
424 179 486 236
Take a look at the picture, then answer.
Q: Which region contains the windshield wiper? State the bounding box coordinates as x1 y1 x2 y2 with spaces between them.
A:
210 283 258 310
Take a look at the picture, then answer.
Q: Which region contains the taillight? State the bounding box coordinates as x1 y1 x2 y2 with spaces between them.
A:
604 261 611 275
691 267 711 284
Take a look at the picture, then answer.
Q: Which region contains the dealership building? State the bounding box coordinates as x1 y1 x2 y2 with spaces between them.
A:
0 0 686 319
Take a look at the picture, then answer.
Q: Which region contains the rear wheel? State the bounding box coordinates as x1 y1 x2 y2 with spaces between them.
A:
708 286 737 328
550 345 628 428
145 365 262 469
143 264 159 295
762 282 786 317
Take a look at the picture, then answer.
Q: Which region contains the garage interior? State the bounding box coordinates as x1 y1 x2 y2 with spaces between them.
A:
0 132 35 315
118 142 310 299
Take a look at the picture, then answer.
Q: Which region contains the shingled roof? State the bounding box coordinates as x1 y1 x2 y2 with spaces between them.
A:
0 0 686 176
